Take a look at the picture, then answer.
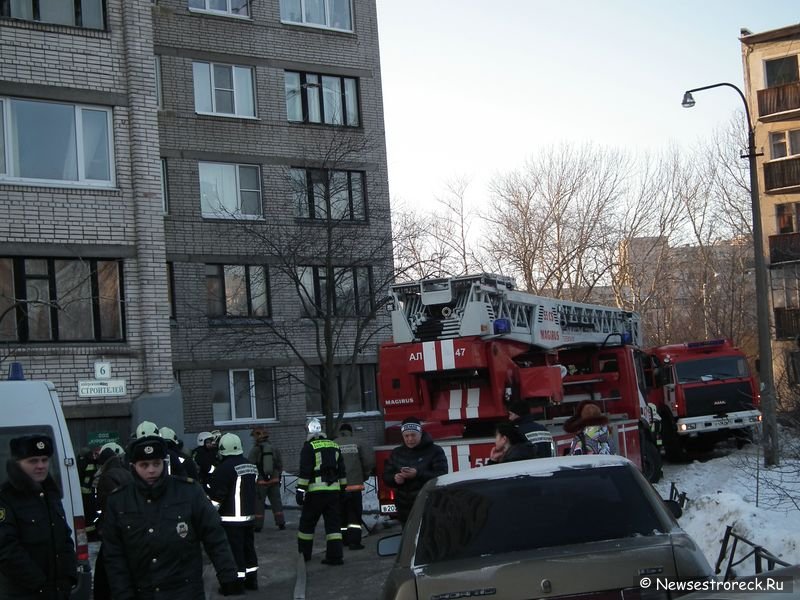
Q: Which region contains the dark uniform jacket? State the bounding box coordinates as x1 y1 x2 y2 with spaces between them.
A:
382 433 448 518
515 414 555 458
333 430 375 487
166 448 199 480
103 471 238 600
93 454 133 535
297 437 347 494
191 446 217 489
0 461 77 600
209 455 258 526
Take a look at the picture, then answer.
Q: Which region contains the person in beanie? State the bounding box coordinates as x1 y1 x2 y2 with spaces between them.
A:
0 434 77 600
333 423 375 550
210 433 259 591
564 400 615 455
507 399 554 458
296 418 347 566
382 417 448 525
247 427 285 531
102 436 243 598
487 423 539 464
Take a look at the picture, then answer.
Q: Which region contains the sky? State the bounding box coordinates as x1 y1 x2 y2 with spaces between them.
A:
376 0 800 212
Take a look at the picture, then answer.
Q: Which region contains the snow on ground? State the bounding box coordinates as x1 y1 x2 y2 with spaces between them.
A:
653 435 800 575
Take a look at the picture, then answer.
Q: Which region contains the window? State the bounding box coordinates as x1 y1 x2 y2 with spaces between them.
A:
166 262 176 320
206 264 270 317
291 168 366 220
2 0 105 29
199 162 262 218
305 363 378 414
284 71 359 126
769 129 800 160
0 257 124 343
160 158 169 213
765 55 799 88
192 62 255 117
0 98 114 186
211 368 276 423
777 203 798 234
154 56 163 109
279 0 351 31
297 265 372 316
188 0 249 17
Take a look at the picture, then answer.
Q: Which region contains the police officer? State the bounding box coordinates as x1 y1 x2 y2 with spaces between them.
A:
102 436 243 598
296 418 347 565
133 421 194 480
333 423 375 550
210 433 259 591
247 426 286 531
159 426 200 480
0 434 78 599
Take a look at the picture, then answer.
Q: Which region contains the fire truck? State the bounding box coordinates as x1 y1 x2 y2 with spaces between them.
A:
374 273 662 516
646 338 761 461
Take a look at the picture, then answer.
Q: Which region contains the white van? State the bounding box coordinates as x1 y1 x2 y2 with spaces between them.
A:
0 373 92 599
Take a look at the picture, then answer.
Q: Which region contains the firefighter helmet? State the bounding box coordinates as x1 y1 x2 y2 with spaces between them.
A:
159 427 178 444
210 430 222 443
307 418 322 436
218 433 243 456
99 442 125 456
135 421 160 439
197 431 213 446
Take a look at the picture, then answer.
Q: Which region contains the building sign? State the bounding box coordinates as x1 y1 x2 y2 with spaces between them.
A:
78 379 127 398
94 361 112 380
87 431 119 448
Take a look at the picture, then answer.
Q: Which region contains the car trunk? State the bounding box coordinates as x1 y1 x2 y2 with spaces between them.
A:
413 535 677 599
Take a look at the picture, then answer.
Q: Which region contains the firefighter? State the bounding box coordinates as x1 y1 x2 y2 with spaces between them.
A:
507 400 555 458
296 418 347 565
192 431 218 490
0 434 78 600
103 436 243 598
333 423 375 550
247 426 286 531
159 426 200 480
210 433 259 591
77 445 100 540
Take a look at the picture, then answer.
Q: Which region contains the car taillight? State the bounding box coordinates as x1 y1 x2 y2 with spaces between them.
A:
73 516 89 561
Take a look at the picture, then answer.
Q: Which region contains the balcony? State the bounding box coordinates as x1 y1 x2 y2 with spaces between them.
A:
770 232 800 263
774 307 800 340
758 82 800 120
764 157 800 193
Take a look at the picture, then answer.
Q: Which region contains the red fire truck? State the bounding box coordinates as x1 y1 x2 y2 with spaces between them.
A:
374 273 662 517
646 338 761 460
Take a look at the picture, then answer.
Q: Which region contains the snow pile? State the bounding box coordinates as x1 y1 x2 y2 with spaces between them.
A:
654 442 800 573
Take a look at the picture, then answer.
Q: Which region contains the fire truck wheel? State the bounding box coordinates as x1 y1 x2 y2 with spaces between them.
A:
640 435 662 483
659 413 688 463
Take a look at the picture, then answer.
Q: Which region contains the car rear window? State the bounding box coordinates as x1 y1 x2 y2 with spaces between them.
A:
0 425 63 496
416 465 664 565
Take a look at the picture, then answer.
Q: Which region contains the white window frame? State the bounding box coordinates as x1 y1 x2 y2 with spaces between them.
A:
192 62 256 118
769 129 800 161
199 161 262 219
0 97 115 188
214 368 277 425
154 56 163 109
160 158 169 214
188 0 250 19
279 0 353 32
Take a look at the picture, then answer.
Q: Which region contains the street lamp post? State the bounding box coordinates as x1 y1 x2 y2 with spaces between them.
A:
682 83 779 467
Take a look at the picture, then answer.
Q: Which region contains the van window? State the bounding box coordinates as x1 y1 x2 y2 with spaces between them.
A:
415 465 664 565
0 425 64 496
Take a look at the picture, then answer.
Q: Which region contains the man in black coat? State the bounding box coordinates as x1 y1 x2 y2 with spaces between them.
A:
382 417 448 524
508 400 555 458
0 434 77 600
102 436 242 599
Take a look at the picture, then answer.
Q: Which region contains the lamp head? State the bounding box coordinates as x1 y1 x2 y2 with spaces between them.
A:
681 91 696 108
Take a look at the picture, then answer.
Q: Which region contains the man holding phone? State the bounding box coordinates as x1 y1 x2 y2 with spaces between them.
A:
382 417 448 524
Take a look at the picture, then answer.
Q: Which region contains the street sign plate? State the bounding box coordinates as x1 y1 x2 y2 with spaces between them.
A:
78 379 127 398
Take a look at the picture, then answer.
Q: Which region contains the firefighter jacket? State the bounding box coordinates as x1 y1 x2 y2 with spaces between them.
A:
191 445 218 488
93 454 133 534
102 470 238 600
514 414 555 458
296 436 347 494
247 440 283 481
165 448 199 480
333 430 375 487
209 455 258 526
382 432 448 515
0 461 78 600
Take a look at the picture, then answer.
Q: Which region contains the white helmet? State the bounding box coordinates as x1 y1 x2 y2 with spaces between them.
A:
307 418 322 437
100 442 125 456
159 427 178 444
135 421 160 439
218 433 243 457
197 431 213 446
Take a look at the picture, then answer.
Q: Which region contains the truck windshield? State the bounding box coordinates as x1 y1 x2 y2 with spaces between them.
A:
674 356 749 384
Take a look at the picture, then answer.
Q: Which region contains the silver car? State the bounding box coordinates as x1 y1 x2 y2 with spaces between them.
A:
379 455 712 600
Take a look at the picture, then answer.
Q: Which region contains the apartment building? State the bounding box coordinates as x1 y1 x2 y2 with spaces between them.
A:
0 0 393 460
741 24 800 390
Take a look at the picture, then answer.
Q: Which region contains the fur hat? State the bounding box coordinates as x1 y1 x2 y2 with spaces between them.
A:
128 435 167 463
563 401 609 434
10 435 53 460
507 400 530 419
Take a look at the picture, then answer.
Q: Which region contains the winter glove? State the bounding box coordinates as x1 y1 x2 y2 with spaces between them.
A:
219 580 245 596
295 489 305 506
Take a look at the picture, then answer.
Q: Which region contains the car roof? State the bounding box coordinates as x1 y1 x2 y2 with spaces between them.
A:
433 455 633 486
